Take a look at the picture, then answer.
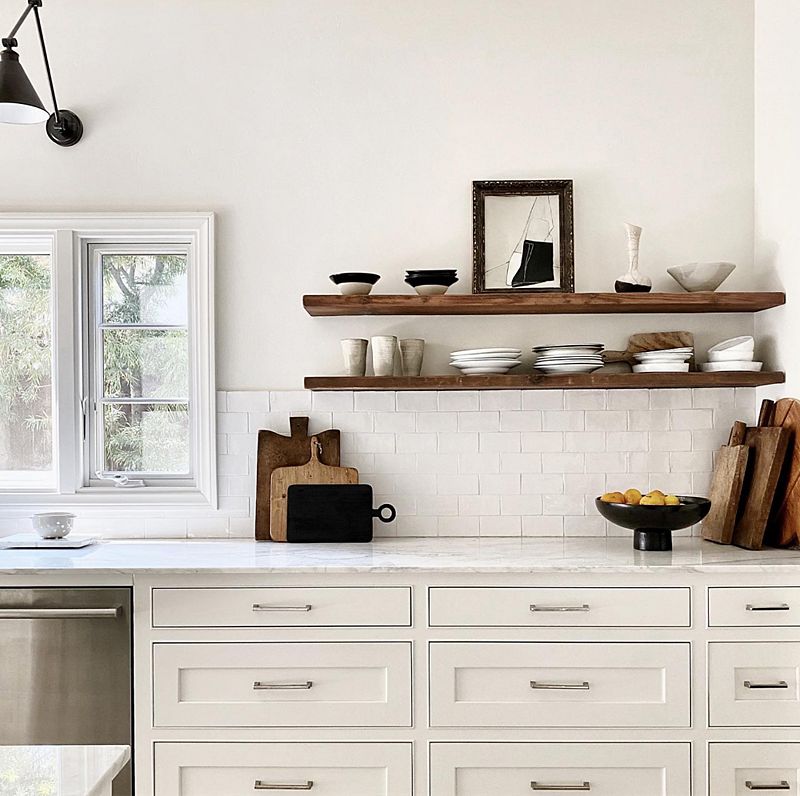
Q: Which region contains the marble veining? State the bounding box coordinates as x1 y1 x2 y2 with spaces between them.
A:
0 538 799 574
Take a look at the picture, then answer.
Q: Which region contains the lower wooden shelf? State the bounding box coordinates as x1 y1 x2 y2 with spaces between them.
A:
304 372 786 391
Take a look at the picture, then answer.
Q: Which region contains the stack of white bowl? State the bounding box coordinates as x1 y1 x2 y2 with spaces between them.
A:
449 347 522 375
632 347 693 374
701 336 761 372
532 344 604 375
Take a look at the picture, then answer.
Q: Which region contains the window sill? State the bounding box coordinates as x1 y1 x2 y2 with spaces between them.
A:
0 488 218 511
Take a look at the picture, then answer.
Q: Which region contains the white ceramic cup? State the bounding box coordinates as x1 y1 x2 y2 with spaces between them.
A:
32 512 75 539
371 335 398 377
341 338 368 376
400 338 425 376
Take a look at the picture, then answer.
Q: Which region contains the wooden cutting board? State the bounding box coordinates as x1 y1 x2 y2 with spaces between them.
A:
769 397 800 547
603 331 695 366
702 421 749 545
269 436 358 542
732 400 791 551
254 417 341 541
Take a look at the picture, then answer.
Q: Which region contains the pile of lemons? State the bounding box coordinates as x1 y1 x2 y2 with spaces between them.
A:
600 488 681 506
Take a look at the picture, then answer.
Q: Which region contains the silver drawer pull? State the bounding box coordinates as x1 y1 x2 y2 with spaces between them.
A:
253 681 313 690
0 607 120 619
530 604 590 613
745 782 790 791
531 782 591 791
746 603 790 612
252 604 312 612
254 781 314 791
744 680 789 689
531 680 590 690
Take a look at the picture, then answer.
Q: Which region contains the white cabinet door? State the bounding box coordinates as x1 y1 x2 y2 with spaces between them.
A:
154 742 413 796
429 642 690 727
709 642 800 726
709 588 800 627
152 587 411 627
709 743 800 795
153 642 412 727
430 742 691 795
429 587 690 627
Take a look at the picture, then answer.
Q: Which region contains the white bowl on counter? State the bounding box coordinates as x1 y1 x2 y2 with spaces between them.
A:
32 512 75 539
667 261 736 292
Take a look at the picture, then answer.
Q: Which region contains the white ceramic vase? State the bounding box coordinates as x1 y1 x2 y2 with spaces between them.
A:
399 339 425 376
370 336 398 377
615 223 652 293
341 338 368 376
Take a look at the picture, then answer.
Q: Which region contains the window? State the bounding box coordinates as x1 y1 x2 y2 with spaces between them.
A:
0 214 215 507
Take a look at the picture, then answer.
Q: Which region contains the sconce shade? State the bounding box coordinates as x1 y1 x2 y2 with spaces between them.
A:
0 48 48 124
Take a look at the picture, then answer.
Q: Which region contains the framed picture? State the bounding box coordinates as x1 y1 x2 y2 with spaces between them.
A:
472 179 574 294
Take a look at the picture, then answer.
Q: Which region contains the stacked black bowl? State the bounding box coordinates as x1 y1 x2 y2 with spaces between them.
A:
404 269 458 296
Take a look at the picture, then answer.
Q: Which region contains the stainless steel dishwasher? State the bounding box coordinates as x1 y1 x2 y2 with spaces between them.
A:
0 587 132 796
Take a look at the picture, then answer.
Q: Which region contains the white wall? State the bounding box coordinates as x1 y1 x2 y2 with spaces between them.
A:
755 0 800 397
0 0 756 388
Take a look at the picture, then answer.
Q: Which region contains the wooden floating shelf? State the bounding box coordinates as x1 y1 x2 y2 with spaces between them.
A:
305 372 786 391
303 292 786 316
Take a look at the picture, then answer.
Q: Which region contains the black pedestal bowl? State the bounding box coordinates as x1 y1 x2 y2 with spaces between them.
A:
595 496 711 551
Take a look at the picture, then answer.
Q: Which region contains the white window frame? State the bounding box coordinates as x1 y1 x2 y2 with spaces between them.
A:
0 212 216 509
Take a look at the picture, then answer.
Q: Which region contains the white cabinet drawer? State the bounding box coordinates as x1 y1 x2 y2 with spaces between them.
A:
430 742 691 795
154 742 413 796
153 642 411 727
710 743 800 795
709 587 800 627
152 587 411 627
429 642 690 728
429 586 690 627
709 642 800 726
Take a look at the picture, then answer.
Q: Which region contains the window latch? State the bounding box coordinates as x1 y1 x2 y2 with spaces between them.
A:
94 472 145 488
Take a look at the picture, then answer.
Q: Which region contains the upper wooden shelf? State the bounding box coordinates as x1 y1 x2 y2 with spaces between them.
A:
303 292 786 317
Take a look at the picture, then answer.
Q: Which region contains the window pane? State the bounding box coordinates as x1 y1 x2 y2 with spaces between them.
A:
103 403 189 474
102 254 187 325
103 329 188 399
0 254 53 478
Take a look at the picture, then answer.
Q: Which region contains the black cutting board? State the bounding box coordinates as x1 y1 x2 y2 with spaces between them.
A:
286 484 396 543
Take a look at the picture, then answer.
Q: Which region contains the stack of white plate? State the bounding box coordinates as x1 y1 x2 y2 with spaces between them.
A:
632 347 693 373
532 344 604 375
450 347 522 375
701 336 762 372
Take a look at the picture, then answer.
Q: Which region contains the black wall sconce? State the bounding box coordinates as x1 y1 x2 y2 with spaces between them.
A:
0 0 82 146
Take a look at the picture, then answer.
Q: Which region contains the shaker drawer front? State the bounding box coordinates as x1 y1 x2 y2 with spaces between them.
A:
709 588 800 627
153 642 411 727
429 587 690 627
709 642 800 727
429 642 690 728
430 742 691 796
154 742 413 796
152 587 411 627
710 743 800 795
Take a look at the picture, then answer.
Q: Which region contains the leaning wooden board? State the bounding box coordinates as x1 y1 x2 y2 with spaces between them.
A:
769 397 800 547
269 437 359 542
732 400 791 551
603 331 695 366
254 417 341 541
702 421 749 545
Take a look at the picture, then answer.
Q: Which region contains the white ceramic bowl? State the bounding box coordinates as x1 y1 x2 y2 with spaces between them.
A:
667 262 736 292
707 336 754 355
413 284 451 296
32 512 75 539
633 362 690 373
708 349 754 362
701 361 763 373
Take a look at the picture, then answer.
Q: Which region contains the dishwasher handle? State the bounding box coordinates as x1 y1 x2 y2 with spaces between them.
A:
0 607 121 619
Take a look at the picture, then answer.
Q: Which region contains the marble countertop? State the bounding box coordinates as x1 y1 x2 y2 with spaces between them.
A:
0 746 129 796
1 537 800 574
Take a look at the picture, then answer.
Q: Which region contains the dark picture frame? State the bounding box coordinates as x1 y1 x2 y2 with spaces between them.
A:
472 179 575 294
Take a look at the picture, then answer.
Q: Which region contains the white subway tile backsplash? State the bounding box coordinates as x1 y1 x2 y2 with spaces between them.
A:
76 387 741 541
480 390 522 411
438 390 480 411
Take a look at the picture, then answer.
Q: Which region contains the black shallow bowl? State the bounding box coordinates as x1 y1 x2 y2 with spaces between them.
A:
329 272 381 285
595 495 711 551
404 275 459 286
